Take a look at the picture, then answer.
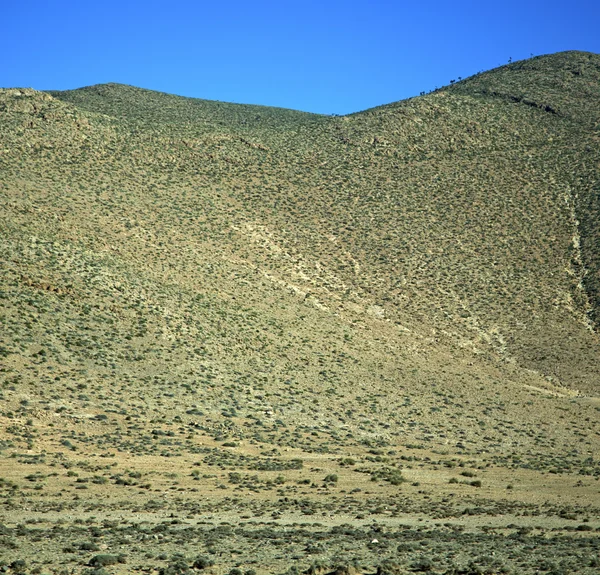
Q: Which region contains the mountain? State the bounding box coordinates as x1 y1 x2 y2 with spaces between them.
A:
1 51 599 574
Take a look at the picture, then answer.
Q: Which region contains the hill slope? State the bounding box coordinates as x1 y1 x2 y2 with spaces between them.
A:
42 51 600 393
1 51 599 574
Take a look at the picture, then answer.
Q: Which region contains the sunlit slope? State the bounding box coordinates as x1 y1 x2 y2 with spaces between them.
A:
136 50 598 393
444 50 600 127
353 50 600 391
0 51 598 462
3 86 575 465
47 82 325 131
444 49 600 330
2 51 600 575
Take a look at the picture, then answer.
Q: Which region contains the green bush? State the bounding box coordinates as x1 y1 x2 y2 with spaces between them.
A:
88 554 125 567
192 556 214 570
89 555 118 567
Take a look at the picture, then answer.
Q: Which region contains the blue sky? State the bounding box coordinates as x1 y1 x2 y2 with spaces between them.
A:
2 0 599 114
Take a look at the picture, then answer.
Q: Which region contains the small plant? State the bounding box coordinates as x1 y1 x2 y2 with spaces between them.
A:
410 556 434 572
192 556 214 570
88 554 121 567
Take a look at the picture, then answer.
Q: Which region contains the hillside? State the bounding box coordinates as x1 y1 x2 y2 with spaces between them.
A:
1 51 599 574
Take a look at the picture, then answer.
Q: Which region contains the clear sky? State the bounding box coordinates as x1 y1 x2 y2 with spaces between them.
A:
2 0 599 115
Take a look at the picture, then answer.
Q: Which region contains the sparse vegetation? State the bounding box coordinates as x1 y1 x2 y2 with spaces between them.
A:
0 51 599 573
